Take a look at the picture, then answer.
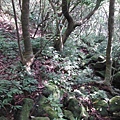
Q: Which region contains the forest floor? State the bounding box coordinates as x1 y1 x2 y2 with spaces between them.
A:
0 12 120 120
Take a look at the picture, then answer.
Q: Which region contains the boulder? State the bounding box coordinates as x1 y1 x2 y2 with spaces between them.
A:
109 96 120 112
94 60 106 71
95 70 105 78
15 98 34 120
43 106 58 119
67 98 81 118
33 95 58 119
112 71 120 89
93 100 108 116
63 110 75 120
42 83 60 99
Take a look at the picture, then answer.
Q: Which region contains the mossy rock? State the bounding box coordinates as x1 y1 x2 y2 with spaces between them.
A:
93 100 108 116
112 111 120 118
67 98 81 118
109 96 120 112
63 110 75 120
34 95 48 116
90 55 99 62
15 98 34 120
113 71 120 89
34 95 58 119
32 117 50 120
95 70 105 78
0 116 8 120
89 116 96 120
43 106 58 119
42 83 60 99
94 60 106 70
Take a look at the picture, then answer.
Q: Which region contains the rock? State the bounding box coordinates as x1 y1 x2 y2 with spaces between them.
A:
43 106 58 119
0 116 8 120
90 55 99 62
93 100 108 116
15 98 33 120
97 55 105 62
33 95 58 119
94 60 106 70
95 70 105 78
42 84 54 97
113 71 120 89
90 90 108 100
63 110 75 120
67 98 81 118
32 117 50 120
34 95 48 116
109 96 120 112
89 116 96 120
42 83 60 99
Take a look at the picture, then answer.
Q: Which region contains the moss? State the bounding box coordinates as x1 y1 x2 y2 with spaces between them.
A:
109 96 120 112
67 98 81 118
93 100 108 116
63 110 75 120
42 83 60 99
32 117 50 120
43 106 58 119
20 98 33 120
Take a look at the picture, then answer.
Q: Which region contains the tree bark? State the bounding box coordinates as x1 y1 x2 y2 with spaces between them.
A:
0 0 2 10
11 0 24 63
104 0 115 86
21 0 34 66
54 0 102 51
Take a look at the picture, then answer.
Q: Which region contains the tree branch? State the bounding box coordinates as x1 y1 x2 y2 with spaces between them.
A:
62 0 73 23
75 0 102 26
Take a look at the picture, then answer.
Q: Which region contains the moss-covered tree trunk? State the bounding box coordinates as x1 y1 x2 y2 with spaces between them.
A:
104 0 115 86
21 0 34 66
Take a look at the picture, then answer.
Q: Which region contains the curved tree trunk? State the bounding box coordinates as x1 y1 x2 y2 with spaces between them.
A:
54 0 102 51
21 0 34 66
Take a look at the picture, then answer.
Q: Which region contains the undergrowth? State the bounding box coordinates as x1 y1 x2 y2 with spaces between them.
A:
0 32 120 119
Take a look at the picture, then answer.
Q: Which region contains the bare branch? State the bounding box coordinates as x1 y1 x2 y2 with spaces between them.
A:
75 0 102 26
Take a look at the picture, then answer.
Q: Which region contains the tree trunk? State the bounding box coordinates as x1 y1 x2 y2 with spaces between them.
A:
54 20 75 51
21 0 34 66
54 0 102 51
0 0 2 10
104 0 115 86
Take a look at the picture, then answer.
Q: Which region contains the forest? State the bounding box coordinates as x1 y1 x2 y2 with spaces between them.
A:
0 0 120 120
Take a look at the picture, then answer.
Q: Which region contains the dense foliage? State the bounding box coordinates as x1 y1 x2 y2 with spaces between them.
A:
0 0 120 120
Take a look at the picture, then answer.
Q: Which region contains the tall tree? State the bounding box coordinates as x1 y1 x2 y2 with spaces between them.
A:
11 0 23 63
54 0 102 51
104 0 115 86
0 0 2 10
21 0 34 67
